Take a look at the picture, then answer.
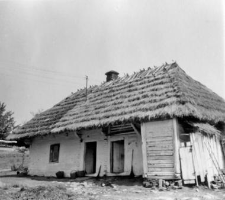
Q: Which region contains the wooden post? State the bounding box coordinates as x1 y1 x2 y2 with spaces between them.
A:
159 179 163 188
173 118 181 176
131 123 141 139
0 140 17 144
74 131 80 139
141 123 148 176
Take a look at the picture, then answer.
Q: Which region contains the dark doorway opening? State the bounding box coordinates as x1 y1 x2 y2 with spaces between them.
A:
111 140 124 173
85 142 97 174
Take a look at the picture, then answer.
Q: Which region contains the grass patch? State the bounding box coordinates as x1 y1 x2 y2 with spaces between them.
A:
0 184 79 200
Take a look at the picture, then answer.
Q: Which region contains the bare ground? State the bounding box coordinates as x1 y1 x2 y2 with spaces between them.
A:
0 173 225 200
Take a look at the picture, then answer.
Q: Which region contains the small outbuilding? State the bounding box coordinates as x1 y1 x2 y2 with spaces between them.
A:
8 62 225 185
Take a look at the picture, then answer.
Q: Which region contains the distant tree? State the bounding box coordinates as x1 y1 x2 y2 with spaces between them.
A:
30 109 44 118
0 102 15 139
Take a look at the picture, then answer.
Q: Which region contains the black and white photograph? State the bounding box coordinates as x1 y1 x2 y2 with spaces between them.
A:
0 0 225 199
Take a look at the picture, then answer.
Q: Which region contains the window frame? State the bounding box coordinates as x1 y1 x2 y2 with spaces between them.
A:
49 143 60 163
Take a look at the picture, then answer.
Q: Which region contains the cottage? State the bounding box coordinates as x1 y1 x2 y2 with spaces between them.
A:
8 62 225 185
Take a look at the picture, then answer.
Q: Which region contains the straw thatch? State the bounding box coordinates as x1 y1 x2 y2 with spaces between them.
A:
8 62 225 140
191 123 221 136
7 87 96 140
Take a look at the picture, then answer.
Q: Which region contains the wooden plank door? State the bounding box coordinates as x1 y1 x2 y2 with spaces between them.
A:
179 146 195 183
111 140 124 173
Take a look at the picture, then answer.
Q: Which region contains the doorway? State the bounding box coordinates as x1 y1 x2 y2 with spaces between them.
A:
111 140 124 173
85 142 97 174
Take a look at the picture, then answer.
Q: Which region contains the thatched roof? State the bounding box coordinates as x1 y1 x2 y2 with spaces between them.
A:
8 62 225 140
7 87 96 140
191 123 221 136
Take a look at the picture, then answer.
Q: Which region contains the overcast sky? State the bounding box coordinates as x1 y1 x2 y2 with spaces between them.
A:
0 0 224 125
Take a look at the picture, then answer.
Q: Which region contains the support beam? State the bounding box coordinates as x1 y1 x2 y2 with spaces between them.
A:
0 140 17 144
173 118 181 177
141 123 148 176
74 131 82 142
100 131 105 136
131 123 141 138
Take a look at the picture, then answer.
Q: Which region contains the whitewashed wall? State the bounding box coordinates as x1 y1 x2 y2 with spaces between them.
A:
106 133 143 176
79 129 108 177
29 133 81 177
29 128 143 177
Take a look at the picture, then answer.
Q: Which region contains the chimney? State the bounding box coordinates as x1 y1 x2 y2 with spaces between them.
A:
105 70 119 82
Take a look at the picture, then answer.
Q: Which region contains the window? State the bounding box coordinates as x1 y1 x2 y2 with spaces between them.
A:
49 144 60 163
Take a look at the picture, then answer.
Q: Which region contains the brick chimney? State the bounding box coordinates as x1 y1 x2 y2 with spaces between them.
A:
105 70 119 82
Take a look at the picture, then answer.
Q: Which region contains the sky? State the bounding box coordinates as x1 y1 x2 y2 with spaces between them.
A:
0 0 224 125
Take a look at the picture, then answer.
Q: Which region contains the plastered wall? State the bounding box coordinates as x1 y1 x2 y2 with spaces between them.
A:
29 133 81 177
29 129 143 177
106 133 143 176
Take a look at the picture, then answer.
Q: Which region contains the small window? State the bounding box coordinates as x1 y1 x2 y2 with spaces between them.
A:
49 144 60 163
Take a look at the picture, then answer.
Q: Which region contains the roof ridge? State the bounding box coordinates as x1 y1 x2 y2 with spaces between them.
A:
105 62 179 84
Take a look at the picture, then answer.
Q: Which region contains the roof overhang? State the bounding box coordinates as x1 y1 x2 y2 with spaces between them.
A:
190 122 221 136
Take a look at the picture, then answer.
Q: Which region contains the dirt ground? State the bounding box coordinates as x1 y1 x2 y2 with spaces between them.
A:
0 172 225 200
